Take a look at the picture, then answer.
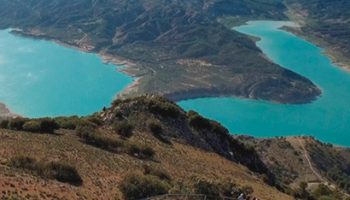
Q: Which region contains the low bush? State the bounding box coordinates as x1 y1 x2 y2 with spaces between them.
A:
188 111 228 137
46 162 83 185
120 174 170 200
149 121 163 136
3 118 59 133
85 116 104 126
127 143 155 159
8 156 82 186
39 118 60 133
143 165 171 181
148 121 170 144
0 120 9 129
149 100 181 119
76 125 124 152
193 178 220 197
23 120 41 132
113 121 134 138
54 116 81 130
191 177 244 199
187 111 212 130
8 118 28 130
22 118 59 133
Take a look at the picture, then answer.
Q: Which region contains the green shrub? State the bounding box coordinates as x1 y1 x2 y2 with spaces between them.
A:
149 122 163 136
38 118 59 133
143 165 171 181
187 111 212 130
8 156 82 186
86 116 104 126
127 143 155 159
120 174 170 200
218 181 242 197
23 120 41 132
114 110 124 119
22 118 59 133
46 162 83 186
8 156 37 170
193 178 220 197
54 116 81 130
113 121 134 138
191 177 243 199
240 185 254 195
188 111 228 136
148 121 170 144
149 100 181 118
76 125 124 152
8 118 28 130
0 120 9 129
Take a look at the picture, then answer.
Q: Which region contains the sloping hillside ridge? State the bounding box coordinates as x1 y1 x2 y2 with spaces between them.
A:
0 95 291 200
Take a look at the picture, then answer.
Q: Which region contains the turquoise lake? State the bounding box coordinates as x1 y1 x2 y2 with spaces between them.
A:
2 21 350 146
0 30 132 117
180 21 350 146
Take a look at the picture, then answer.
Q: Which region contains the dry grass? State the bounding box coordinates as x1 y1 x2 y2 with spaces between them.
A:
0 129 292 200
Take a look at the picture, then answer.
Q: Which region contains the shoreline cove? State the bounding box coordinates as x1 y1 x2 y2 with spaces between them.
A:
0 29 133 118
180 21 350 147
281 24 350 73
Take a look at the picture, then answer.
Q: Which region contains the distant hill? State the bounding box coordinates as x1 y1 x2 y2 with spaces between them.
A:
238 135 350 199
286 0 350 69
0 0 320 104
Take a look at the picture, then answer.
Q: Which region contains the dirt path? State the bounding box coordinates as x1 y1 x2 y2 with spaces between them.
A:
297 138 350 197
297 138 326 183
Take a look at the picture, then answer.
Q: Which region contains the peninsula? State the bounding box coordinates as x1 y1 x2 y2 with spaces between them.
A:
0 0 321 104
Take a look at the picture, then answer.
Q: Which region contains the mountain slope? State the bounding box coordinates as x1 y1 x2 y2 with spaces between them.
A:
286 0 350 69
237 135 350 199
0 0 320 104
0 95 292 200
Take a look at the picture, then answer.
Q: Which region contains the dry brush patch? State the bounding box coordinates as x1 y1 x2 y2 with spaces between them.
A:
0 128 292 200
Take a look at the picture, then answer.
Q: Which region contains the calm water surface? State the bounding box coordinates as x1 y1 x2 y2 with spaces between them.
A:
180 21 350 146
2 21 350 146
0 30 132 117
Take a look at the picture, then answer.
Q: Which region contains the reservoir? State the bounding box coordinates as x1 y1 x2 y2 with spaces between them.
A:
0 30 132 117
1 21 350 146
180 21 350 146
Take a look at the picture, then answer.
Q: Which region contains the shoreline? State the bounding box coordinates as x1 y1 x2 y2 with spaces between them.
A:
285 26 350 72
285 7 350 72
4 27 350 148
6 27 321 105
10 28 143 98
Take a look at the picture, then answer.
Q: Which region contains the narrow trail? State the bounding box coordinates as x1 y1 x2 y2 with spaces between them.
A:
297 138 350 197
297 138 325 183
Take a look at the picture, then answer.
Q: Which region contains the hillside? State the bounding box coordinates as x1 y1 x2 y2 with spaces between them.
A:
0 95 292 200
238 135 350 199
286 0 350 69
0 0 320 104
0 96 349 199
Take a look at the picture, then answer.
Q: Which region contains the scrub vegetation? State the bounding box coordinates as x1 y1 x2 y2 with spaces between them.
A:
0 95 348 199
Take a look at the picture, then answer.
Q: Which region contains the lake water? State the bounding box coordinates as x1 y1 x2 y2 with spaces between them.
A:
2 21 350 146
180 21 350 146
0 30 132 117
